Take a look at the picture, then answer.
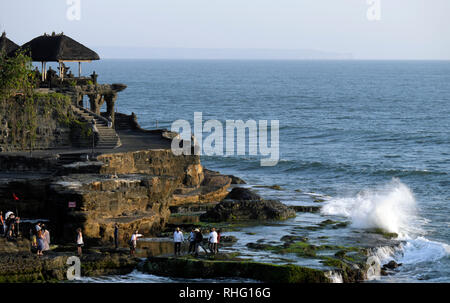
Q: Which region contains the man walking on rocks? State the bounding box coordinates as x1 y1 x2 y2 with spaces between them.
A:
173 227 184 256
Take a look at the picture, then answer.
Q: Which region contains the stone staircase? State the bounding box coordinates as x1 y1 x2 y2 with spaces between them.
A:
71 106 121 149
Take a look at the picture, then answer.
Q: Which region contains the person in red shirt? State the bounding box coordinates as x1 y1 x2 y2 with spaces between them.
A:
217 229 222 254
0 211 4 235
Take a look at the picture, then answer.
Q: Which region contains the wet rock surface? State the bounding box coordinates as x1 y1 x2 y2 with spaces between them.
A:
200 187 296 222
141 255 330 283
0 248 139 282
200 200 296 222
290 205 322 213
225 187 263 201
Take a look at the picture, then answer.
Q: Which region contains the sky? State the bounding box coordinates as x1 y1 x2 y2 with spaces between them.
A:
0 0 449 60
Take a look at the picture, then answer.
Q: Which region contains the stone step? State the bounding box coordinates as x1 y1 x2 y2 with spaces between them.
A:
72 105 121 149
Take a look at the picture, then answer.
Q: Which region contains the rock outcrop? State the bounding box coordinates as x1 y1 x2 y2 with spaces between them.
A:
0 149 207 245
200 187 296 222
0 251 139 282
170 169 231 206
141 256 330 283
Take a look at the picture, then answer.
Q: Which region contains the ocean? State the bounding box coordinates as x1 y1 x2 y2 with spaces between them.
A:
69 59 449 282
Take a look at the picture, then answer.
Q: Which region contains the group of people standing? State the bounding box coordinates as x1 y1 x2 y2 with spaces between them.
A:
1 215 223 259
0 211 20 239
31 222 50 256
174 227 221 257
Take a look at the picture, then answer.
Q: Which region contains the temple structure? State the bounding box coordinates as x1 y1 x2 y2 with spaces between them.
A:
0 32 19 55
20 32 126 126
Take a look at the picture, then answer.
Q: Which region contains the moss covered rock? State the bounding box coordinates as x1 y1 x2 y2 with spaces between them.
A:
142 256 330 283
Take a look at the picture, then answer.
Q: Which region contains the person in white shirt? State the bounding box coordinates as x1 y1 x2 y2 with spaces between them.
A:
208 228 218 255
129 230 143 256
173 227 184 256
76 228 84 256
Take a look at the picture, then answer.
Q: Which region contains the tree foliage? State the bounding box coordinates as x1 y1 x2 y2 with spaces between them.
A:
0 49 35 99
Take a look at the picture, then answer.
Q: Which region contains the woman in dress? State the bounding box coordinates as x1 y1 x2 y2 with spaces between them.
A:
42 225 50 251
36 229 44 256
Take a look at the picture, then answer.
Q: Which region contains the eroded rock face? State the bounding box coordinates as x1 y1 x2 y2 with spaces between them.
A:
171 169 231 206
97 150 203 184
0 150 206 245
50 174 180 244
200 187 296 222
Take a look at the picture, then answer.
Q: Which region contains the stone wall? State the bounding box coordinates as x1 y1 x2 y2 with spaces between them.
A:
0 93 76 152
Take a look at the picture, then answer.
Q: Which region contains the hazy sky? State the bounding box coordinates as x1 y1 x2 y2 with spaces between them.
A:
1 0 449 59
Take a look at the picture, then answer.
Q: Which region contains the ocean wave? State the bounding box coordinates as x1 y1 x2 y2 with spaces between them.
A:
396 237 450 265
371 168 447 177
203 153 448 178
321 178 421 236
321 179 450 281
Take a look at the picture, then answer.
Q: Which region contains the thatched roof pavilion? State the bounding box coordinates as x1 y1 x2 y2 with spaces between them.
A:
0 32 19 56
21 32 100 80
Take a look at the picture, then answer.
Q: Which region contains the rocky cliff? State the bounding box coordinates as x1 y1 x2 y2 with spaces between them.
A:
0 93 91 152
0 149 230 245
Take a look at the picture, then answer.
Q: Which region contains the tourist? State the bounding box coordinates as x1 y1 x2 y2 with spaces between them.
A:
217 229 222 254
3 213 10 238
208 228 218 255
194 228 204 257
30 222 40 245
29 228 37 248
76 228 84 256
173 227 184 257
5 213 17 239
188 228 196 254
0 211 4 235
114 223 119 249
129 230 143 256
36 229 44 256
42 225 50 251
35 222 41 233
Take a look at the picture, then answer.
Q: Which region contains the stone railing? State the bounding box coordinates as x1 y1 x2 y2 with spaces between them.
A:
75 105 112 127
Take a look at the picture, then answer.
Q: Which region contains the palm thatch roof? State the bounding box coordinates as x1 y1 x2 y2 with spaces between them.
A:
21 33 100 62
0 32 19 56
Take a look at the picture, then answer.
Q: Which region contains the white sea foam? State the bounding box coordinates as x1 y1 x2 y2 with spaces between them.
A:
321 178 419 237
321 179 450 280
397 237 450 265
325 271 343 283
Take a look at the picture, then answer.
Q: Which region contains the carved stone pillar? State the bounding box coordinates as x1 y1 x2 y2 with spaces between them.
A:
88 94 103 115
104 93 118 124
76 93 84 107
